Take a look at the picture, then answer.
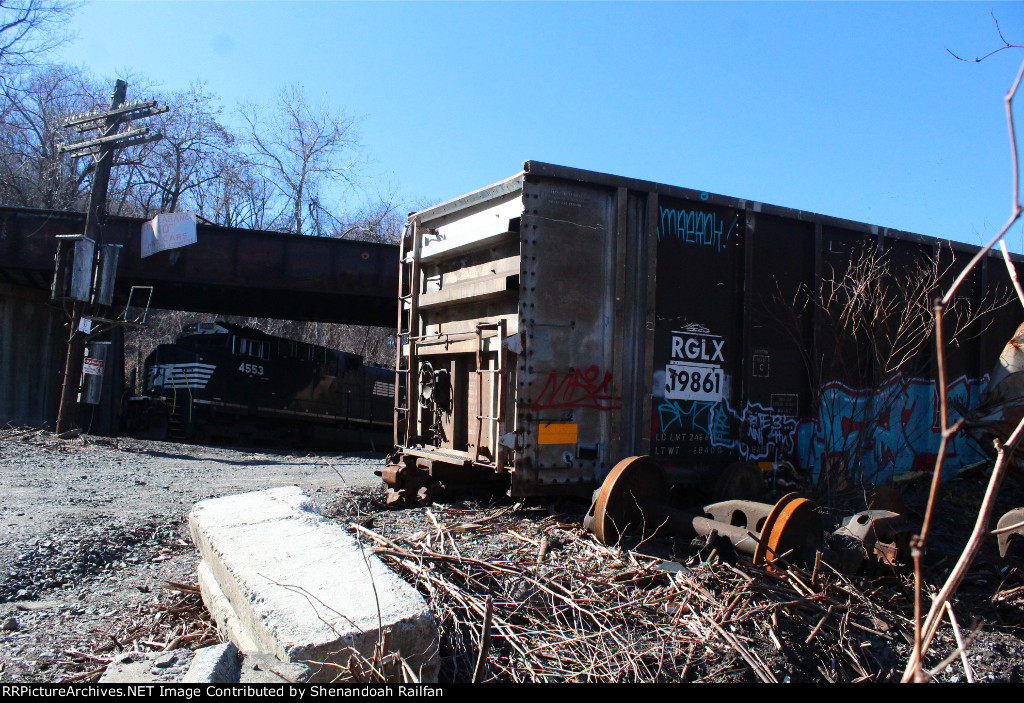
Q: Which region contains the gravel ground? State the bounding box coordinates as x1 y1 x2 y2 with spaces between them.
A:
3 426 1024 683
0 427 383 683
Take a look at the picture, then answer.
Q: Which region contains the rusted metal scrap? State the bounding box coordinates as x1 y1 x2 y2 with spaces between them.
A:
829 509 911 573
584 456 824 566
996 507 1024 559
965 321 1024 474
585 456 922 575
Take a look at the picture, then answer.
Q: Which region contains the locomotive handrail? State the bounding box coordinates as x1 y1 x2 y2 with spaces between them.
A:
186 373 194 427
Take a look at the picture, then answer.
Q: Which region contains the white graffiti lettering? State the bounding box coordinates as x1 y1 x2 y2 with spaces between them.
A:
672 335 724 362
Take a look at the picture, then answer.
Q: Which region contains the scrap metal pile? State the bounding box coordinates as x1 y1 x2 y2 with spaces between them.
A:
351 499 926 682
582 456 916 577
342 448 1024 683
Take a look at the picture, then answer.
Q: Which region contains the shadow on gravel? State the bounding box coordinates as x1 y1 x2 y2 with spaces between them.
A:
120 444 387 467
125 449 292 465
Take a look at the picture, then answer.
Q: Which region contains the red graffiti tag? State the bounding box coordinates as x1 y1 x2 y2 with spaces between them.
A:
531 365 621 411
841 409 890 435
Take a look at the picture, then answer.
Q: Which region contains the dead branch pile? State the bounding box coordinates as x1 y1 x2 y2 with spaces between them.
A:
0 425 121 451
352 504 919 683
61 582 219 682
305 629 424 684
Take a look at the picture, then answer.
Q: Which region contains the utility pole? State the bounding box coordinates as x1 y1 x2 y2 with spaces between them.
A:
54 80 167 435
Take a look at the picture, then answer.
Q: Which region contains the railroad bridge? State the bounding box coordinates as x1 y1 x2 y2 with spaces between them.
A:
0 205 399 428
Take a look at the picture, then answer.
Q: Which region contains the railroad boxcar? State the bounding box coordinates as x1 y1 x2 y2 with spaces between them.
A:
131 321 393 448
382 161 1022 502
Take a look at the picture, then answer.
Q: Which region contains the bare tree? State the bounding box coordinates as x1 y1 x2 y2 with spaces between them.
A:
903 57 1024 684
334 188 404 243
0 1 77 77
238 84 363 236
947 10 1022 63
1 69 377 240
192 153 275 230
0 63 101 209
110 82 234 218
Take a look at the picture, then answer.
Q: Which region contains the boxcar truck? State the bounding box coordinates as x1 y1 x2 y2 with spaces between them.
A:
381 161 1022 504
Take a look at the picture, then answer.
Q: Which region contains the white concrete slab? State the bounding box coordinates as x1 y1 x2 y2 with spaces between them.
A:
189 486 439 683
197 559 258 653
182 642 240 684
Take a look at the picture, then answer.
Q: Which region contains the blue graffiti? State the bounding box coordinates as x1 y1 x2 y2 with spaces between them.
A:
657 398 796 461
658 207 737 251
658 399 716 435
656 373 990 483
707 400 797 461
794 374 988 483
710 403 733 445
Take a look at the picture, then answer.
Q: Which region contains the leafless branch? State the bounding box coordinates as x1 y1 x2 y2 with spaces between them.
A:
0 0 78 74
347 503 917 682
947 11 1022 63
902 57 1024 684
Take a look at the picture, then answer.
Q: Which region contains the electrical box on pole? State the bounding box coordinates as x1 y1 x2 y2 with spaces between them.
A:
54 80 167 435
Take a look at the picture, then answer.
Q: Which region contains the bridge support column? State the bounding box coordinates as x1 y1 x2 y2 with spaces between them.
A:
0 283 65 428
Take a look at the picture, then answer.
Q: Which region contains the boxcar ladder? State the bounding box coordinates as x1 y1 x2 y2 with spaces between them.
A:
474 319 507 472
393 220 422 448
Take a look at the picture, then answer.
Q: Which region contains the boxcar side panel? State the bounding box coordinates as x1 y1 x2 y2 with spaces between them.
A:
394 161 1024 499
742 212 816 466
650 194 746 469
516 178 620 494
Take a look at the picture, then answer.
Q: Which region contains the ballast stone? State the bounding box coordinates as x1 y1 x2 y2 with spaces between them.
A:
181 641 240 684
98 650 196 683
189 486 439 682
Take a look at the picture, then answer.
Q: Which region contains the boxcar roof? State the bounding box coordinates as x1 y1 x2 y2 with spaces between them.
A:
413 160 1023 263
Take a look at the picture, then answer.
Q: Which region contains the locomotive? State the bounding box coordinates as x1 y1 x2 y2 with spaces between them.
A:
128 321 394 449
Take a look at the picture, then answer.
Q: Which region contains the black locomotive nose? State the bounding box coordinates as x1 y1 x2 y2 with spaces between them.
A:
135 321 392 450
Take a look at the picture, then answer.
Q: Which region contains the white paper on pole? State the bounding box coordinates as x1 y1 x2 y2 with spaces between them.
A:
141 211 197 258
78 318 92 334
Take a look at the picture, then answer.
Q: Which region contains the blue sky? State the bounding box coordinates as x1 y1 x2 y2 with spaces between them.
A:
54 1 1024 247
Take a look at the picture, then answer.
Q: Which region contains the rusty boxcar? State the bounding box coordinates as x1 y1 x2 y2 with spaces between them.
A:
381 161 1022 502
